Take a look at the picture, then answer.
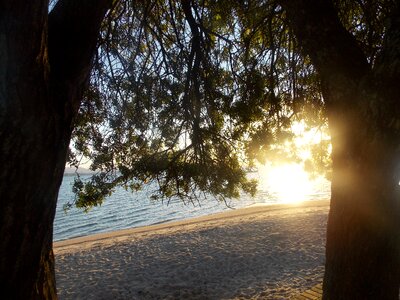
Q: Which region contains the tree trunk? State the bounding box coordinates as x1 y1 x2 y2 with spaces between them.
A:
323 106 400 299
0 128 69 299
0 1 58 298
0 0 112 298
321 4 400 298
280 0 400 298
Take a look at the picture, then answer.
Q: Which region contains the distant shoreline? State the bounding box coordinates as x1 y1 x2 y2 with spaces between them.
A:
55 173 330 241
63 167 95 175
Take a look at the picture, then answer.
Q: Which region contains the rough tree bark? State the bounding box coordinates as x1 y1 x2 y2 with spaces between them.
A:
281 0 400 299
0 0 112 298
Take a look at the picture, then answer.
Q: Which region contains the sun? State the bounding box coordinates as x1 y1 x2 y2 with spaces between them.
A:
252 121 331 204
258 163 315 203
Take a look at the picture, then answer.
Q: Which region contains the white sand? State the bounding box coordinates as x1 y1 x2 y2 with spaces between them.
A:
54 200 329 299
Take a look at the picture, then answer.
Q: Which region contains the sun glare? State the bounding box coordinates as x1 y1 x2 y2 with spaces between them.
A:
258 163 315 203
252 121 331 204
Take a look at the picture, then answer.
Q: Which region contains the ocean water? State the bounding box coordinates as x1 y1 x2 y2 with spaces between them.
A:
54 173 330 241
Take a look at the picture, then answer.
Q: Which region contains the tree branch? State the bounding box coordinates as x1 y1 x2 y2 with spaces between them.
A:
279 0 370 99
48 0 114 84
48 0 114 122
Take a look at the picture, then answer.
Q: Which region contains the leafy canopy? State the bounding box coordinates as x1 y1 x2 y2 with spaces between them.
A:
68 0 390 210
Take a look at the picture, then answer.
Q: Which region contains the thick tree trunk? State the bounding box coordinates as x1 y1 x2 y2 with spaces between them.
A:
324 178 400 299
324 113 400 299
0 128 69 299
321 68 400 300
0 0 112 298
280 0 400 298
322 5 400 298
0 1 59 298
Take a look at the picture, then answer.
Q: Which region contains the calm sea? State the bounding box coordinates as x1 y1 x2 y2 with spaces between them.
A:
54 173 330 241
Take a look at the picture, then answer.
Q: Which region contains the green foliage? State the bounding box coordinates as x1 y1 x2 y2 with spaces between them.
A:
68 0 390 209
70 174 114 212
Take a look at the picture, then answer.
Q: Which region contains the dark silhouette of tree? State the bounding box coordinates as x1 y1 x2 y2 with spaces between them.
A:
280 1 400 298
0 0 399 298
0 0 114 298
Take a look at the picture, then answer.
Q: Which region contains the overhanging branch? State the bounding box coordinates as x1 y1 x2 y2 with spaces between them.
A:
279 0 370 97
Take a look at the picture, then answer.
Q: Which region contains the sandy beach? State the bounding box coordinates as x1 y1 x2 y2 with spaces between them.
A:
54 200 329 299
